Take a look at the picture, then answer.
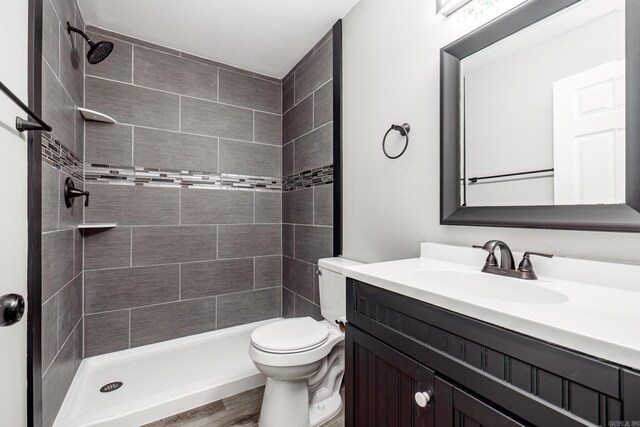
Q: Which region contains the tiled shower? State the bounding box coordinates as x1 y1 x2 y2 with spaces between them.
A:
39 0 337 425
282 33 336 319
81 26 284 356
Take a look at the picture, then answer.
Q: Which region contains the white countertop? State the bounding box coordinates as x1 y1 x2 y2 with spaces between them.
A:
344 243 640 370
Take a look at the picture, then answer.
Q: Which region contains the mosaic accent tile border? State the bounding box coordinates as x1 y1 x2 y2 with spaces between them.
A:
283 165 333 191
85 164 282 192
41 132 83 180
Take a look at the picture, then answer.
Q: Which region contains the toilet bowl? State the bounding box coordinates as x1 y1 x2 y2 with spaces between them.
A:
249 257 362 427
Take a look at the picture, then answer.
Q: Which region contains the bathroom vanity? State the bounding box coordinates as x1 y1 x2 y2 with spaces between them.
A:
343 244 640 426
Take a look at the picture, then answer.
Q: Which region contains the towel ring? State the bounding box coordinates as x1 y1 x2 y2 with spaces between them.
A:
382 123 411 159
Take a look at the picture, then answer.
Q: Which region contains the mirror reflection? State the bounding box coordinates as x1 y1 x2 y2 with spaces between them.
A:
461 0 625 207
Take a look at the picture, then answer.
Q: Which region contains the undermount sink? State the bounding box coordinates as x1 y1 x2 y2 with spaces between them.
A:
411 269 569 304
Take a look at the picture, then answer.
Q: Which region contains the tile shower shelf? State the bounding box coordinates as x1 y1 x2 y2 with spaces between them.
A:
78 223 117 230
78 108 117 124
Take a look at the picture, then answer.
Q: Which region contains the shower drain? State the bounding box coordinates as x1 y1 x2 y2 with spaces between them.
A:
100 382 123 393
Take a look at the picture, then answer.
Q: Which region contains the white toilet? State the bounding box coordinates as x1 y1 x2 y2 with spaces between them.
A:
249 257 362 427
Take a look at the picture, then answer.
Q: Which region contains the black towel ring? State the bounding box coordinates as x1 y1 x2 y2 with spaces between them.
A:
382 123 411 159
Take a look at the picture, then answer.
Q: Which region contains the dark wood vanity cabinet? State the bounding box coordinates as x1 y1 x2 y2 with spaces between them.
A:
345 279 640 427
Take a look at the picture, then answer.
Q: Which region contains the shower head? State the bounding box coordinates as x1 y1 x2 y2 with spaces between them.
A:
87 40 114 64
66 22 114 64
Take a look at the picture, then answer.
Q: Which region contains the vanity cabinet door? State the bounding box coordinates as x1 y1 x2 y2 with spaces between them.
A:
434 377 526 427
346 326 434 427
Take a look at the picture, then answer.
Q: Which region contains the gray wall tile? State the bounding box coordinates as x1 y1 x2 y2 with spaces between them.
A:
58 274 82 342
255 256 282 289
86 25 180 56
219 140 281 177
42 163 59 232
282 224 294 257
134 46 218 100
295 226 333 265
86 76 180 130
50 0 74 35
181 258 253 299
282 143 294 177
283 288 295 318
85 123 133 166
313 30 333 53
181 97 253 140
313 272 321 304
59 28 84 107
84 310 130 357
59 172 82 229
74 108 84 158
43 0 60 77
130 298 216 347
254 73 282 84
42 295 58 371
42 323 80 427
43 63 75 149
285 50 312 83
282 188 313 225
73 229 82 276
179 52 252 75
84 227 132 270
254 112 282 146
313 80 333 128
294 295 323 321
181 189 253 225
282 75 294 113
255 192 281 223
282 95 313 144
132 226 217 266
219 69 280 114
218 224 281 259
134 127 218 172
294 124 332 174
85 184 180 225
217 288 281 329
85 32 133 83
295 39 333 104
70 1 85 56
283 256 314 301
85 264 179 313
313 184 333 226
42 229 74 301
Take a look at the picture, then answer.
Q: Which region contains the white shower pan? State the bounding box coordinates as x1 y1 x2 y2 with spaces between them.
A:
54 319 278 427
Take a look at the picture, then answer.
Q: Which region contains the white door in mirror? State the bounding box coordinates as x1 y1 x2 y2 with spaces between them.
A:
414 391 432 407
553 60 626 205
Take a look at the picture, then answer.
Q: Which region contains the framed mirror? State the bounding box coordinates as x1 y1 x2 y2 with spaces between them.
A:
440 0 640 232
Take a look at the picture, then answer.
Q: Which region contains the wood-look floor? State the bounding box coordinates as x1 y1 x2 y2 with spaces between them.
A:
143 386 345 427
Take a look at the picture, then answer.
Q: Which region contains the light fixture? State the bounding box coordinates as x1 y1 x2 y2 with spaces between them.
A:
437 0 473 16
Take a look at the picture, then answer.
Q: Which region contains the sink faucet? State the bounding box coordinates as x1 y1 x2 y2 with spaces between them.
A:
473 240 553 280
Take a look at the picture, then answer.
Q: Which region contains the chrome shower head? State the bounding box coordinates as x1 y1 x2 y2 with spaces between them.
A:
67 22 114 64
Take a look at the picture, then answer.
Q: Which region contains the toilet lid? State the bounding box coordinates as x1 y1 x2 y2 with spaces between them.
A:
251 317 330 354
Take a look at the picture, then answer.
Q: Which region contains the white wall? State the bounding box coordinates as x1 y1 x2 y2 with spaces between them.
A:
0 0 29 425
342 0 640 264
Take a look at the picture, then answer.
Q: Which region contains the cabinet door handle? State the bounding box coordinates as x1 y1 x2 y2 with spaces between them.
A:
414 391 432 408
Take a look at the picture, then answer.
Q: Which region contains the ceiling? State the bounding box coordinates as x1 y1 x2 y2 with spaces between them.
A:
78 0 360 78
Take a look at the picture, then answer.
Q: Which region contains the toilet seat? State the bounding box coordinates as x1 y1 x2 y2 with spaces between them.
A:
250 319 344 368
251 317 330 354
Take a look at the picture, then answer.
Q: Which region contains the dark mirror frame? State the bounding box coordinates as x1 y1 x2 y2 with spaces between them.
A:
440 0 640 232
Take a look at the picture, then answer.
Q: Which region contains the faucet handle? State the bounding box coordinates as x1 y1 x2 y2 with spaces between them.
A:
517 252 553 275
472 244 498 267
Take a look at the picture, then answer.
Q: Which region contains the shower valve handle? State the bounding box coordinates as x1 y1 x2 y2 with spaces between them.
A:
64 177 90 208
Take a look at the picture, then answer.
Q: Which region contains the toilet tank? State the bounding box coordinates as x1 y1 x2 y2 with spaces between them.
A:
318 257 363 323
